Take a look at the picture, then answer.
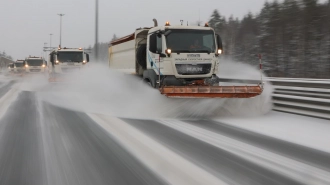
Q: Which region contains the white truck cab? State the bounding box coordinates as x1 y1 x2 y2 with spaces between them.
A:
24 56 46 73
7 63 14 73
14 60 25 74
48 47 90 81
109 21 223 88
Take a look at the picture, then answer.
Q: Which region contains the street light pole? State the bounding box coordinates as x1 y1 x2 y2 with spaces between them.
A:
49 33 53 49
58 14 65 47
95 0 99 61
44 42 47 59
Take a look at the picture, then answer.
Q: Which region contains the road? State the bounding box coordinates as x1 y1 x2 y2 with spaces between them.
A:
0 80 330 185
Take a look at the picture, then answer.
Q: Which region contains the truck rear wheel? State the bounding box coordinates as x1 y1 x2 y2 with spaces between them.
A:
136 44 147 69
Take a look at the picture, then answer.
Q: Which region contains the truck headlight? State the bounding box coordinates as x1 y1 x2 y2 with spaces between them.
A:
83 60 86 64
165 49 172 54
55 60 59 64
25 64 29 67
42 64 46 67
217 49 222 55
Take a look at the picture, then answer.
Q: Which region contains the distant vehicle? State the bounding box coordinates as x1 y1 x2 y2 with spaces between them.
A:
24 56 46 74
14 60 25 74
108 19 262 98
7 63 14 73
48 47 90 82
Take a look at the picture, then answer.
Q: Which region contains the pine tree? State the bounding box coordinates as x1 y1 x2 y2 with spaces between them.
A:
111 34 118 41
324 0 330 78
205 0 330 78
224 15 239 57
280 0 302 77
235 12 259 65
258 1 277 76
209 9 226 35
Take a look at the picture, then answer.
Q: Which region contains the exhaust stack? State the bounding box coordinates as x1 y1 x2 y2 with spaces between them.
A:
153 18 158 27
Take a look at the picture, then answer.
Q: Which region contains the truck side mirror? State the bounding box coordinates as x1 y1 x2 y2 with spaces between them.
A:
216 34 223 56
216 34 223 51
159 53 166 58
86 54 90 62
149 34 157 53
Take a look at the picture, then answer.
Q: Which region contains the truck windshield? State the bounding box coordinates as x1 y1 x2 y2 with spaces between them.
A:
165 29 216 53
26 59 43 66
15 63 24 67
57 52 83 62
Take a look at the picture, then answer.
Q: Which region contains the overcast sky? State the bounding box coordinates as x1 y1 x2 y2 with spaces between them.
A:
0 0 326 60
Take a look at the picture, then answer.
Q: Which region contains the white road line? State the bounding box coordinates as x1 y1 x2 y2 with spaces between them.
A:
88 114 229 185
157 120 330 185
0 88 19 121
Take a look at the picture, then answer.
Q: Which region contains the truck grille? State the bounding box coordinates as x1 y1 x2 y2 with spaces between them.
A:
176 64 212 75
62 68 80 73
30 69 41 72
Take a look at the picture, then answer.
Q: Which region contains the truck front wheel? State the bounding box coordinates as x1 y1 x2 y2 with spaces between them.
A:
143 69 159 88
143 78 153 87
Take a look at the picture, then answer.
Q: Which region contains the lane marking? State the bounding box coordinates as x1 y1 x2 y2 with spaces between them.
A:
157 120 330 185
88 114 229 185
0 88 19 121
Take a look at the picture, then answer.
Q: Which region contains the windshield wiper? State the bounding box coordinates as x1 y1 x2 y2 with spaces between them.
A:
173 50 191 54
198 50 212 54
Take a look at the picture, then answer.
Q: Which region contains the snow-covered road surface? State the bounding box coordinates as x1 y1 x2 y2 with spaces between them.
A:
0 77 329 185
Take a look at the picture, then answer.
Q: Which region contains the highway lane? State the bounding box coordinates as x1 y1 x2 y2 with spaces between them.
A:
123 119 301 185
0 80 14 99
0 90 329 185
0 91 46 185
188 120 330 171
0 91 166 185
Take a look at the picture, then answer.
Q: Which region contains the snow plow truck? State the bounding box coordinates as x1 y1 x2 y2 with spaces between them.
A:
48 47 90 82
108 19 263 98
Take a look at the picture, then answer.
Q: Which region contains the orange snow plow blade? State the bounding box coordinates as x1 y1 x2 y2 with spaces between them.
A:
48 76 70 83
160 85 263 98
48 77 64 82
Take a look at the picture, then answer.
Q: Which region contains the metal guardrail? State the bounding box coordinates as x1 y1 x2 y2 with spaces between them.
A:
269 78 330 120
218 77 329 119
